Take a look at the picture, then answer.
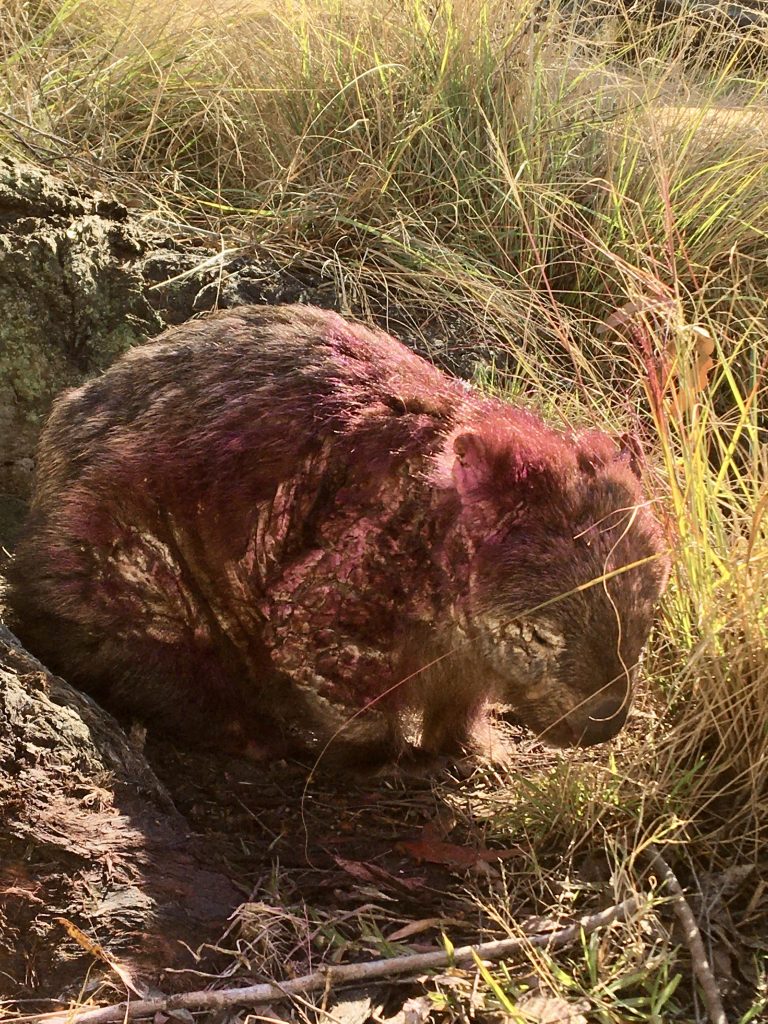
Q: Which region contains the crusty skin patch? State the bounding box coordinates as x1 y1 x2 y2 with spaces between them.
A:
8 305 669 764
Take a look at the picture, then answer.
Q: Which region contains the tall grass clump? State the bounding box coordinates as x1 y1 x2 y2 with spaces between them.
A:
2 0 767 852
649 314 768 856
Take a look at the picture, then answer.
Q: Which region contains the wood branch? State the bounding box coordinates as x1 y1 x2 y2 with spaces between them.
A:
19 895 643 1024
645 844 728 1024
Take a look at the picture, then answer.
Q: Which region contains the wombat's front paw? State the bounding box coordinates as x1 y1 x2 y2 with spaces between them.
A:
468 721 515 767
386 744 474 780
220 721 293 762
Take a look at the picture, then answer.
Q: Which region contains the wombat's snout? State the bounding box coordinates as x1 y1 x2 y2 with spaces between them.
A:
566 697 629 747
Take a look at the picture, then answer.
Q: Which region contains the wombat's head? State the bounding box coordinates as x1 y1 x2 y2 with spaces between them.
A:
451 422 669 747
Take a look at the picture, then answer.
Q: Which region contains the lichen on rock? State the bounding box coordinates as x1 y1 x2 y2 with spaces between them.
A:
0 158 335 506
0 158 164 498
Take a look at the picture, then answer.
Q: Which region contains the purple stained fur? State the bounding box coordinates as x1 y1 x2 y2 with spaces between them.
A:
8 305 669 764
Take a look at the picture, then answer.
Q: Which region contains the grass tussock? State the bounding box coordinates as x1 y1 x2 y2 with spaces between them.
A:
2 0 768 1018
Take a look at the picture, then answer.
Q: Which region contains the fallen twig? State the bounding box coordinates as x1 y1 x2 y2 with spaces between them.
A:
645 844 728 1024
17 895 642 1024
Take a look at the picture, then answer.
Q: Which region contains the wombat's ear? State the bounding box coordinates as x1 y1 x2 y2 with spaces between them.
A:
616 432 644 478
575 431 616 475
576 430 645 480
452 429 557 507
451 432 489 497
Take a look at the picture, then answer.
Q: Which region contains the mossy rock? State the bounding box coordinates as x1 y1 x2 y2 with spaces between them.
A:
0 159 336 507
0 159 164 497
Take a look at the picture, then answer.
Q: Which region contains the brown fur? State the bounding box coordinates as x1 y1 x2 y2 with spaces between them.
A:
8 305 670 764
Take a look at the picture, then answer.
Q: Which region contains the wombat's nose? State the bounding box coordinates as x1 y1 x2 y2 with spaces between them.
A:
570 698 628 746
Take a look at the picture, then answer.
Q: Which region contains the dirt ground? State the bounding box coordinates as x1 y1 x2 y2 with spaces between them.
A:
130 732 593 1019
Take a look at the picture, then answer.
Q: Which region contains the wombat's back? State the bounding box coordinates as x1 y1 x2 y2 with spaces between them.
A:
8 305 474 751
30 304 464 512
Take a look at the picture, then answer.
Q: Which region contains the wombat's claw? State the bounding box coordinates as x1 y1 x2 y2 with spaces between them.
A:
390 746 471 780
238 739 274 762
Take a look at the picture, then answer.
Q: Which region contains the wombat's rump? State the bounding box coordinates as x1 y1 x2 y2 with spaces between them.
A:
8 305 669 763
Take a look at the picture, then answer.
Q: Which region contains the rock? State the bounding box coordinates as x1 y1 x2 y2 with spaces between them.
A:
0 159 342 505
0 622 239 997
0 158 162 498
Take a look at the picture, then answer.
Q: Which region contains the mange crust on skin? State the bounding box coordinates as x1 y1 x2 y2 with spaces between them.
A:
8 304 670 765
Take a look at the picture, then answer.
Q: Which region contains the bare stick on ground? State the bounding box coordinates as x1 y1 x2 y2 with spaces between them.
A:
645 844 728 1024
16 895 643 1024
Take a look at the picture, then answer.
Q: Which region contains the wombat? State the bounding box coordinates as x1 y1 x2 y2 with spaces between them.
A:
8 305 669 764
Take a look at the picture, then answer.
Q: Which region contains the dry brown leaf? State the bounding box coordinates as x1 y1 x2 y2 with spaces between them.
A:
515 994 590 1023
402 996 433 1024
56 917 145 997
667 325 717 412
165 1011 195 1024
333 856 425 891
325 996 374 1024
596 293 718 414
388 917 457 942
398 835 522 869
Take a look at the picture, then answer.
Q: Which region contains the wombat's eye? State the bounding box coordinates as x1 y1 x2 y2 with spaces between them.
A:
529 623 564 650
531 627 554 647
572 531 592 548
